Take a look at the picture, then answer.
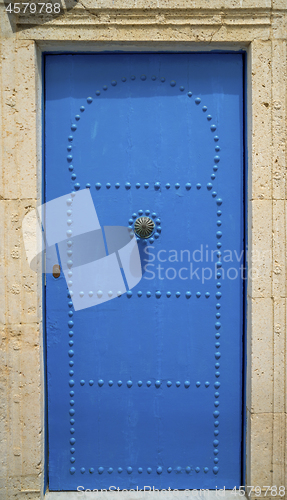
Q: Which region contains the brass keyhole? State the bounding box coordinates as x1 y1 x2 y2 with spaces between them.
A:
53 264 61 278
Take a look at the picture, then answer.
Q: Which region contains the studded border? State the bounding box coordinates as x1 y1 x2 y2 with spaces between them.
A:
65 74 222 479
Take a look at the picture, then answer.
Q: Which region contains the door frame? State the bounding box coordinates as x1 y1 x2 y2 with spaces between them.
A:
4 20 282 495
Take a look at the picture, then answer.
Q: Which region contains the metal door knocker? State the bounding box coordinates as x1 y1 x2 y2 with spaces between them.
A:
134 217 155 239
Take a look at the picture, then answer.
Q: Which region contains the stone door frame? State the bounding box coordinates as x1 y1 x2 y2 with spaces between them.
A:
1 5 286 498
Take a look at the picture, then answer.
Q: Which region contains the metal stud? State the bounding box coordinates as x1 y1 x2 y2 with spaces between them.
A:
134 217 155 239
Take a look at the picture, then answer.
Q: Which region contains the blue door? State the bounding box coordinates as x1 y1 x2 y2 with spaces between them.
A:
45 53 244 491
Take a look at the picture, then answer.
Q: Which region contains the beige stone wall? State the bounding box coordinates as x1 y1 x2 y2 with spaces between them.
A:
0 1 286 498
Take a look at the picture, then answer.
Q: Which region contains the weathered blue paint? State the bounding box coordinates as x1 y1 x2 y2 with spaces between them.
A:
45 53 244 491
